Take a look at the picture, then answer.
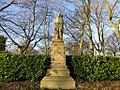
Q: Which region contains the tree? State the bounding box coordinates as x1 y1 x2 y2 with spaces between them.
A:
105 32 120 56
42 2 53 55
91 0 107 55
65 0 95 55
103 0 120 40
0 0 53 54
65 12 86 55
0 0 119 55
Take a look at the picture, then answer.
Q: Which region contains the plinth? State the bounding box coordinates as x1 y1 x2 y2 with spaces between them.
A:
40 40 75 89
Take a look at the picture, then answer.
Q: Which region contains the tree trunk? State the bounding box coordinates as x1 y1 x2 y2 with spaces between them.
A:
44 19 48 55
79 24 85 55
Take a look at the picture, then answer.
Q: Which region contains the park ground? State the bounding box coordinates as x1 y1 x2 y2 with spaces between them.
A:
1 80 120 90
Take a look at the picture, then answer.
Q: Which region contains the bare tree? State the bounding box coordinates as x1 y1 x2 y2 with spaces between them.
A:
0 0 53 54
65 11 85 55
42 2 53 55
103 0 120 40
105 32 120 56
91 0 107 55
65 0 94 55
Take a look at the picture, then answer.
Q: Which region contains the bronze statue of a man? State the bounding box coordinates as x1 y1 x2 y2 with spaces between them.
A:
54 12 64 40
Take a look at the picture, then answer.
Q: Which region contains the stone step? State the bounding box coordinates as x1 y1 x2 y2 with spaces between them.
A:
40 76 75 89
47 69 70 76
50 64 68 68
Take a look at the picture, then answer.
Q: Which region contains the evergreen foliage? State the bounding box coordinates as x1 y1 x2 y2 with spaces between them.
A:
0 53 50 82
67 55 120 81
0 54 120 82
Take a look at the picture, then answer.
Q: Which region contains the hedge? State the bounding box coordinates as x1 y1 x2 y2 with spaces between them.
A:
0 53 50 82
0 54 120 82
66 55 120 82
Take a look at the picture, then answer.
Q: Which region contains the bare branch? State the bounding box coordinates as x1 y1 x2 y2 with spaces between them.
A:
0 24 20 47
0 0 15 12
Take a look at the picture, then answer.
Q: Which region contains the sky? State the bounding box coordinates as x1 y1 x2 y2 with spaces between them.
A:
0 0 120 52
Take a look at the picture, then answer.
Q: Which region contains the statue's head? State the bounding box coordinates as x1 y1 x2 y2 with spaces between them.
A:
58 12 63 18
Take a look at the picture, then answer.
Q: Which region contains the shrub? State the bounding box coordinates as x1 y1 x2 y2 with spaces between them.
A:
0 53 50 82
1 54 120 83
66 55 120 82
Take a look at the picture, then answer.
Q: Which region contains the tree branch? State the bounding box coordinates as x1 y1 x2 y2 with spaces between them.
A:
0 24 20 47
0 0 15 12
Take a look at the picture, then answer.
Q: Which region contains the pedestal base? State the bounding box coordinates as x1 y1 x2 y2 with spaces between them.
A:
40 76 75 89
40 65 75 89
40 40 75 89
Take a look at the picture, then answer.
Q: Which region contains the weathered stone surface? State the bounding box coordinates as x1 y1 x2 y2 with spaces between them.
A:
40 12 75 89
51 40 66 66
40 40 75 89
40 76 75 89
47 67 70 76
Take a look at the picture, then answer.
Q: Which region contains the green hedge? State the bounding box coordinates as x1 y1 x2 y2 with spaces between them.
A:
0 53 50 82
1 54 120 82
66 55 120 81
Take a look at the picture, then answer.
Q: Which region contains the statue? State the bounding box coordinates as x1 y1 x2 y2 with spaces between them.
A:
54 12 64 40
40 12 75 89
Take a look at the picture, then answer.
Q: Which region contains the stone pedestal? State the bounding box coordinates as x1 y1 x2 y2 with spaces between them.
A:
40 40 75 89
